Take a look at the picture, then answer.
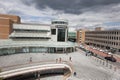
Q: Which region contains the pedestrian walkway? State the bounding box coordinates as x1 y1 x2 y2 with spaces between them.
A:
41 75 63 80
67 76 80 80
0 51 120 79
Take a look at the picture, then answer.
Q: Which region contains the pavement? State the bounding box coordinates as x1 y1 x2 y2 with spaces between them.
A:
0 50 120 80
41 75 63 80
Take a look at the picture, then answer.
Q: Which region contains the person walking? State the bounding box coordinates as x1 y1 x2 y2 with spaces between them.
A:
73 72 77 76
59 58 62 63
30 57 32 62
56 58 58 63
69 57 72 61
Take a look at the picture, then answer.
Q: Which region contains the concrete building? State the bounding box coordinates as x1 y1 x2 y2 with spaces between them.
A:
0 14 76 55
76 29 86 44
0 14 20 39
95 27 104 31
85 27 120 55
9 23 51 41
51 20 68 42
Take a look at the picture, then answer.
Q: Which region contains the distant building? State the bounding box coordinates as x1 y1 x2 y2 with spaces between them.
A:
0 14 20 39
95 27 104 31
85 28 120 55
76 29 86 44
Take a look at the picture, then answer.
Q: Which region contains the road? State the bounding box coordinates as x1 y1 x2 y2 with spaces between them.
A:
0 50 120 80
86 47 120 68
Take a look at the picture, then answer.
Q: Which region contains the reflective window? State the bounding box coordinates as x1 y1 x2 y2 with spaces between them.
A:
57 28 65 42
51 29 56 35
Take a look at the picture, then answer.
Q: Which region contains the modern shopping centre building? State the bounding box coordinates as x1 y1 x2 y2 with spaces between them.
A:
0 14 76 55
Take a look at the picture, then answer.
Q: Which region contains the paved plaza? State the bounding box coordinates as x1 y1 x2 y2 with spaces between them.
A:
0 49 120 80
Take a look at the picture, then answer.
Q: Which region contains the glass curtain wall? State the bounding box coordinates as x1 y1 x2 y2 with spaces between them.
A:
57 28 65 42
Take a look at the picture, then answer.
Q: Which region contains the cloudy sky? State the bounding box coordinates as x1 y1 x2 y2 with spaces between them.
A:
0 0 120 29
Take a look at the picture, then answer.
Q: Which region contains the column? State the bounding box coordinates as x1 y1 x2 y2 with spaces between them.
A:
47 47 49 53
73 47 75 52
65 28 68 42
71 47 72 52
63 48 64 53
56 48 57 53
65 48 66 53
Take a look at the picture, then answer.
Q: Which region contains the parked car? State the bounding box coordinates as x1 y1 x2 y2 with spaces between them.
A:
104 56 116 62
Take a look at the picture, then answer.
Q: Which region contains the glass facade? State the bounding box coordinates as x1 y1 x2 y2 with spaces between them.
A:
51 29 56 35
57 28 66 42
0 47 74 56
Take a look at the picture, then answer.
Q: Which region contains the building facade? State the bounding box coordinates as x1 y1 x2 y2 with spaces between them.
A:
85 29 120 54
76 29 86 44
51 20 68 42
0 14 20 39
9 23 51 41
0 14 76 55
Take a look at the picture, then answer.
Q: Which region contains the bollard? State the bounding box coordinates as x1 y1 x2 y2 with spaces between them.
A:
99 59 101 64
98 59 99 64
96 59 98 62
109 64 112 69
95 58 97 61
106 62 108 67
102 61 104 65
103 61 105 66
114 67 117 72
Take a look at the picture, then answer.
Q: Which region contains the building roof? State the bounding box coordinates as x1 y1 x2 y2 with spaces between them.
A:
13 23 50 31
0 14 21 23
9 32 51 38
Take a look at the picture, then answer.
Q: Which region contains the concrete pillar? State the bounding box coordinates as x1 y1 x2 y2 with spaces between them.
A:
26 47 29 53
37 72 40 80
63 48 64 53
56 48 57 53
47 47 49 53
65 48 66 53
74 47 76 52
65 28 68 42
71 48 72 52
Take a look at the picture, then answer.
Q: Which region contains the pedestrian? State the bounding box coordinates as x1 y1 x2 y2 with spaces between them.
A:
59 57 62 63
73 72 77 76
56 58 58 63
66 52 68 55
30 57 32 62
69 57 72 61
85 53 87 56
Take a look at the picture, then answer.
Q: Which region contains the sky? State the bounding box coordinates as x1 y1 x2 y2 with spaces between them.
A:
0 0 120 29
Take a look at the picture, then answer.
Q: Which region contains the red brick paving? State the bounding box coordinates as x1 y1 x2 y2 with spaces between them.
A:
88 47 120 62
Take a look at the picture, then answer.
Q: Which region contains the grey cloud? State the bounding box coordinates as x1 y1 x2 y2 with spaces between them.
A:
7 10 23 15
21 0 120 14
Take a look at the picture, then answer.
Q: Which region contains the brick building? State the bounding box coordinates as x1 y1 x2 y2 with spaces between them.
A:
0 14 20 39
76 29 86 44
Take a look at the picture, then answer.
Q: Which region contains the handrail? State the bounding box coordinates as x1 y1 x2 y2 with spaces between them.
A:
0 61 73 79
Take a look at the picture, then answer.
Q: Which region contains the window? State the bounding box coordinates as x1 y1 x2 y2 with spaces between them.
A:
57 28 66 42
51 29 56 35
